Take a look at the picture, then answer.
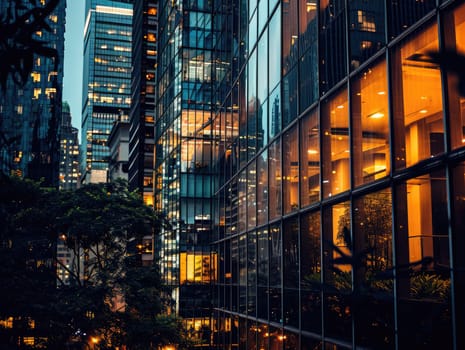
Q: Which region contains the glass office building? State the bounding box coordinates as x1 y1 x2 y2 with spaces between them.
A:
210 0 465 349
81 0 133 184
0 0 66 187
154 0 228 343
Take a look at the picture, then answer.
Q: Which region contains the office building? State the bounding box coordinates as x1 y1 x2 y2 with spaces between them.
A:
0 0 66 187
128 1 158 206
59 102 80 190
154 0 227 343
208 0 465 349
81 0 133 184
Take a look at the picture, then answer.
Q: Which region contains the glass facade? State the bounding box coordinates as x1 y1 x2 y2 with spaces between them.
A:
81 0 133 184
154 0 224 344
0 0 66 187
208 1 465 349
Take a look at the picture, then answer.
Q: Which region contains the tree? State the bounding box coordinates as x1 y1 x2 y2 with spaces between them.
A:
0 175 186 349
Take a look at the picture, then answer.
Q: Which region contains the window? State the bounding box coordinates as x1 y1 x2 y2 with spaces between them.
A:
351 59 390 186
300 110 320 207
323 200 352 341
283 125 299 213
256 150 268 225
322 89 350 198
353 189 394 348
268 139 282 219
395 171 452 348
391 23 444 169
300 210 321 333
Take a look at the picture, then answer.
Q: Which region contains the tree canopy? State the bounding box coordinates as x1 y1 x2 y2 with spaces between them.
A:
0 175 186 349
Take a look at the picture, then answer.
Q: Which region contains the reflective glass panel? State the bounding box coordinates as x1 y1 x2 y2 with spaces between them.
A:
282 0 298 76
351 59 390 186
322 89 350 198
395 170 452 348
323 200 352 341
269 139 282 219
348 1 385 70
283 125 299 214
247 161 257 229
300 110 320 207
283 216 299 327
301 210 322 333
256 150 268 225
388 0 436 39
353 189 394 348
320 0 347 94
392 24 444 169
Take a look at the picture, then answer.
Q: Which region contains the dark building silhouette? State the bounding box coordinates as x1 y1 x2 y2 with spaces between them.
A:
128 0 157 206
0 0 66 187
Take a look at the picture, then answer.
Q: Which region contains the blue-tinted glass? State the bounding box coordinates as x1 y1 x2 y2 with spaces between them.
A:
268 6 281 93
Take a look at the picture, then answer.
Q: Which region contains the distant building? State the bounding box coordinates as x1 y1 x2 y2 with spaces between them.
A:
81 0 133 184
59 102 80 190
0 0 66 187
108 118 130 182
128 1 157 206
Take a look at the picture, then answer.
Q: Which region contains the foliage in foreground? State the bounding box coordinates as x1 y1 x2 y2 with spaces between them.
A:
0 175 185 349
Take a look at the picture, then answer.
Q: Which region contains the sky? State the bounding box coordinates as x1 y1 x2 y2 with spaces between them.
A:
63 1 85 140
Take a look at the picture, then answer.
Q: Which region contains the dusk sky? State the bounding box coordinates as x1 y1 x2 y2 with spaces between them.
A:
63 1 85 139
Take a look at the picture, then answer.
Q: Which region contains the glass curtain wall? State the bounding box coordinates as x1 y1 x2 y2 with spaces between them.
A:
209 1 465 349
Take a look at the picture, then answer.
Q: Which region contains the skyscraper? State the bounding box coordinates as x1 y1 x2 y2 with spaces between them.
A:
81 0 133 184
59 101 80 190
208 0 465 349
128 1 157 206
0 0 66 187
154 0 226 343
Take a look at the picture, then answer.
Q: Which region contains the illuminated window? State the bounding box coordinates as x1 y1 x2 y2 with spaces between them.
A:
147 33 156 42
180 252 217 283
33 88 41 99
392 23 444 169
322 89 350 198
23 337 34 346
148 7 157 15
31 72 40 82
0 317 13 328
300 110 320 207
16 105 23 114
283 125 299 213
351 59 390 186
49 15 58 23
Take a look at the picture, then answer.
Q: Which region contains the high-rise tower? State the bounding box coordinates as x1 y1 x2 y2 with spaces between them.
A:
154 0 228 343
81 0 133 184
0 0 66 187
